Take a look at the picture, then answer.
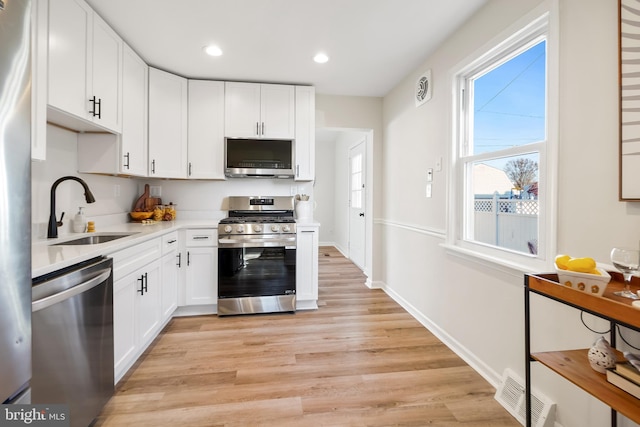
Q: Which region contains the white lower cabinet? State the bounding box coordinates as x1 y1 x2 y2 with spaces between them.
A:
184 229 218 306
134 259 162 349
161 232 180 320
111 237 164 383
296 224 320 309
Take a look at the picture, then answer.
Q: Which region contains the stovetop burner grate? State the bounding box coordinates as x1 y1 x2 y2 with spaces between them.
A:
219 216 296 224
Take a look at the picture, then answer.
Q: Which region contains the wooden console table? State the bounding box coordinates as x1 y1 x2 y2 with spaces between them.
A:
524 273 640 427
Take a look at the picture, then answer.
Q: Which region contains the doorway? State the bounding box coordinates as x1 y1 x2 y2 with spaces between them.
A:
314 128 372 280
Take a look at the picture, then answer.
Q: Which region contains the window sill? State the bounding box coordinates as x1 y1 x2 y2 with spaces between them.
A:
440 243 551 279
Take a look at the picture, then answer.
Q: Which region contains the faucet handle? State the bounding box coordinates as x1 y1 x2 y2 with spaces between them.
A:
56 211 65 227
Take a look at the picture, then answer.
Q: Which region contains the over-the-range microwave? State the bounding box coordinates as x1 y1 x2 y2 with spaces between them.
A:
225 138 295 178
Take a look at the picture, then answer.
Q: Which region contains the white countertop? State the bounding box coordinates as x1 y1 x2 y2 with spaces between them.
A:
32 220 219 278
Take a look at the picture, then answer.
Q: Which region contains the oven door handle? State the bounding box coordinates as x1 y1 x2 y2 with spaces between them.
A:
218 236 297 248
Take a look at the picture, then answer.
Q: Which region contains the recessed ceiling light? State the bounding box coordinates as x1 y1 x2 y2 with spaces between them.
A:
204 45 223 57
313 53 329 64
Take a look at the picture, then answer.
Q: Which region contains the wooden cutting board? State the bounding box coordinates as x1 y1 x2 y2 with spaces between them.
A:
145 197 162 211
132 184 150 211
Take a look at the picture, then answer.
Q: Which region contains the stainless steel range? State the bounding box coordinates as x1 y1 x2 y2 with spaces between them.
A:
218 196 297 315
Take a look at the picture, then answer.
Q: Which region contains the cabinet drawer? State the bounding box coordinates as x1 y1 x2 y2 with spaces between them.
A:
162 231 179 254
185 229 217 247
111 238 162 281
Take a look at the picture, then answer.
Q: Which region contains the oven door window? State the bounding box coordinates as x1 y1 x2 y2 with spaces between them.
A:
218 247 296 298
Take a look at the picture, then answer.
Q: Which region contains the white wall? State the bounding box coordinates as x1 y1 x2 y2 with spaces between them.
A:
379 1 639 427
31 125 139 239
315 131 337 244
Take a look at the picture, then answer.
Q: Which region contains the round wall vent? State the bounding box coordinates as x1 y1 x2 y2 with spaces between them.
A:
415 70 432 107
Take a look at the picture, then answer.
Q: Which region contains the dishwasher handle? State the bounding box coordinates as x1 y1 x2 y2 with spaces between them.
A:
32 268 111 312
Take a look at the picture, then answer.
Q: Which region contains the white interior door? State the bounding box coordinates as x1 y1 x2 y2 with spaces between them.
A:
349 141 366 270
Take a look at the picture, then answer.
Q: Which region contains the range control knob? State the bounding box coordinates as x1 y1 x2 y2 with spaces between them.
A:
223 225 233 233
236 225 245 233
271 224 280 232
282 225 291 233
254 225 263 233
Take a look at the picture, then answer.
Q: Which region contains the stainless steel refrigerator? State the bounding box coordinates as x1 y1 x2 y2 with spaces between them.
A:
0 0 32 404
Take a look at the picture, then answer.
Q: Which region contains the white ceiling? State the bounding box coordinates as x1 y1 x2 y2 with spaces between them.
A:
85 0 488 97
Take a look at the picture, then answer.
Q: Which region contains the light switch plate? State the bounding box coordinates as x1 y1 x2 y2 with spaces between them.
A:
150 185 161 197
426 183 432 198
427 168 433 182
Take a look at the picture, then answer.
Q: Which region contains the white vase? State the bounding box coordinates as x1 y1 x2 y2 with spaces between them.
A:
295 200 313 222
587 337 616 374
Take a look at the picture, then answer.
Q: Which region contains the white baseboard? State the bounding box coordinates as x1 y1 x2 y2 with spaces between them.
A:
173 304 217 317
334 244 348 258
379 282 502 389
296 300 318 310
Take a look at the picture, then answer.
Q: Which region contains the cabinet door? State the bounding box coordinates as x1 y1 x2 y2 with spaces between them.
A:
188 80 225 179
161 251 179 320
148 68 188 178
121 45 148 176
137 259 162 349
224 82 261 137
260 84 295 139
296 227 319 303
185 247 218 305
294 86 316 181
90 13 122 132
48 0 91 120
113 272 137 382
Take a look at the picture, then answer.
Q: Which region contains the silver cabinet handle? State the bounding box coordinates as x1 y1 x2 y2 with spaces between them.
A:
192 236 210 240
32 268 111 312
261 122 265 135
256 122 259 136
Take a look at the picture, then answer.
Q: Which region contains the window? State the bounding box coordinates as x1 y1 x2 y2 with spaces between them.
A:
351 153 363 209
450 9 557 271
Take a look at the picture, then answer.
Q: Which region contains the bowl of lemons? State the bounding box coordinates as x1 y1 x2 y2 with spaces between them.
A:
555 255 611 297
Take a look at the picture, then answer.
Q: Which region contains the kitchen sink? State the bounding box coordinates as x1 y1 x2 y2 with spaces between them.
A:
52 233 138 246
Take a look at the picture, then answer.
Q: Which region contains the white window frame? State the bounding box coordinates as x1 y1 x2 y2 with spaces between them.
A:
445 1 559 274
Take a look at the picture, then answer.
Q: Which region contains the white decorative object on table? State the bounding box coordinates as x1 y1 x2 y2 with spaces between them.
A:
587 337 616 373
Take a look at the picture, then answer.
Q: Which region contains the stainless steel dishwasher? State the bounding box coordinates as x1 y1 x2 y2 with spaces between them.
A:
32 256 114 427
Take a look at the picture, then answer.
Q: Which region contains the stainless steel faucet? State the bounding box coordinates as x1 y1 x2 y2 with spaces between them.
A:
47 176 96 238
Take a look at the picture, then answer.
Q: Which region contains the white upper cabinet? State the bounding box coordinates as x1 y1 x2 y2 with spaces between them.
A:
48 0 90 123
90 13 123 132
294 86 316 181
48 0 122 133
224 82 294 139
187 80 225 179
148 68 188 179
120 45 148 176
77 45 147 176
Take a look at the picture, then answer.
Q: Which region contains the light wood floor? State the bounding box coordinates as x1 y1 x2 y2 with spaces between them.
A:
95 246 519 426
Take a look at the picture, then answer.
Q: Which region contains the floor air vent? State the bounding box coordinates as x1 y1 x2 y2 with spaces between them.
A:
495 369 556 427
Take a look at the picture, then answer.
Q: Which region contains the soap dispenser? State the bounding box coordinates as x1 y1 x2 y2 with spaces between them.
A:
73 207 87 233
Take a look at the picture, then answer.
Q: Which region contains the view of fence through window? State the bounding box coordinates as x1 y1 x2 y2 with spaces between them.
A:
467 39 546 254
